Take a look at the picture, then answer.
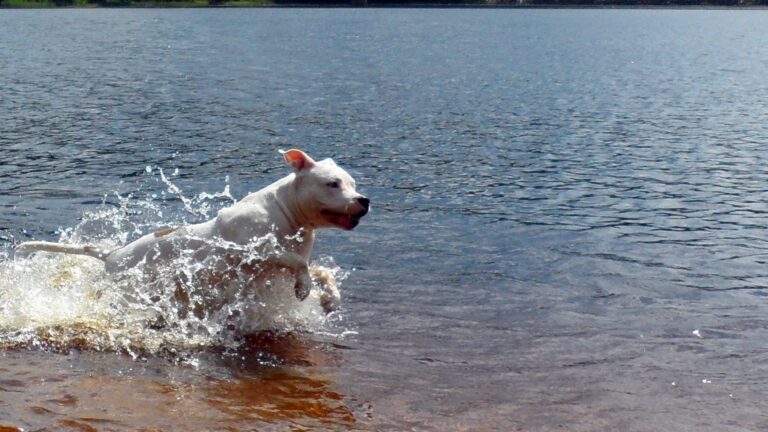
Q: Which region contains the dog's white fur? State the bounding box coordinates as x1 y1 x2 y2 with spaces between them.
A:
16 149 369 314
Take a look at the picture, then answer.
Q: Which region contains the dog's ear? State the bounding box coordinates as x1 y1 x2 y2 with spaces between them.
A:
280 149 316 172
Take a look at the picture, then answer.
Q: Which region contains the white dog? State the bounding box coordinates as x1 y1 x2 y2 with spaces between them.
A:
16 149 370 314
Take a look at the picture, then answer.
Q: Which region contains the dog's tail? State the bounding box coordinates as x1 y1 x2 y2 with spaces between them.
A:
15 241 110 262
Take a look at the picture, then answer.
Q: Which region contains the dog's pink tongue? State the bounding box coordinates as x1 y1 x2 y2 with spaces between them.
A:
338 215 354 229
324 212 358 230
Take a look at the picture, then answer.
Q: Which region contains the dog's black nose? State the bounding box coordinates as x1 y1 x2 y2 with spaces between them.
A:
357 196 370 213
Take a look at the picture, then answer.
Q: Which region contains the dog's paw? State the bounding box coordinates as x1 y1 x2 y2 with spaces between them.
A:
309 266 340 314
294 269 312 301
320 285 341 314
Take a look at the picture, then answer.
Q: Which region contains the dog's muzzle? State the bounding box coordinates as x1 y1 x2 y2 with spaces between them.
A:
322 196 370 230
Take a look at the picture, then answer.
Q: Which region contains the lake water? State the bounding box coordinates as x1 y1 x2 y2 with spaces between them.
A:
2 7 768 431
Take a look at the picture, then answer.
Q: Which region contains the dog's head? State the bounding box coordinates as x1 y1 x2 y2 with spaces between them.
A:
282 149 370 230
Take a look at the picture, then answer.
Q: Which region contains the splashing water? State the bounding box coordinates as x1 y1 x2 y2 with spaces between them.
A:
0 172 350 359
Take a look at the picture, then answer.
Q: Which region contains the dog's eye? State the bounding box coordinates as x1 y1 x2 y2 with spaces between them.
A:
327 181 340 189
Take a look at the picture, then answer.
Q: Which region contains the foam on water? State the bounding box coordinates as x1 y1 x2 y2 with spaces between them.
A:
0 172 349 358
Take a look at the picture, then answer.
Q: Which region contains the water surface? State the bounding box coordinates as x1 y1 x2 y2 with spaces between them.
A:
2 8 768 431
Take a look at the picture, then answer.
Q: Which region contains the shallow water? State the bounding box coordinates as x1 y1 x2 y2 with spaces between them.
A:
2 7 768 431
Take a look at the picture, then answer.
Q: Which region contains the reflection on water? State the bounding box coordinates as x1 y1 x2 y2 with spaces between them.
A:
0 333 358 431
205 370 354 427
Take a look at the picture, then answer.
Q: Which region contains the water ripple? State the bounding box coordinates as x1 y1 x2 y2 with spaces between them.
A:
3 9 768 431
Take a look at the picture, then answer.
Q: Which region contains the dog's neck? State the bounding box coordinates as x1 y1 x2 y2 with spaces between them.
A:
267 175 317 257
268 175 310 232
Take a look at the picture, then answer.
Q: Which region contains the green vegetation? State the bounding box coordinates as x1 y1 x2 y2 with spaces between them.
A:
0 0 270 6
222 0 272 6
2 0 55 7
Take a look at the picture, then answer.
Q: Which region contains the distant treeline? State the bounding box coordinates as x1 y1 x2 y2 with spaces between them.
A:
2 0 768 7
0 0 266 6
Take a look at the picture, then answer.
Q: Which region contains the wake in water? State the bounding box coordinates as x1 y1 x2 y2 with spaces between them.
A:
0 171 351 359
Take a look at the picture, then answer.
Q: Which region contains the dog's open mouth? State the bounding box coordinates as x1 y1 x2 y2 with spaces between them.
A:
321 209 365 230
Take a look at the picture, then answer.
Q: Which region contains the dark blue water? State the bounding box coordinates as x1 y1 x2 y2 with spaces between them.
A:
3 8 768 431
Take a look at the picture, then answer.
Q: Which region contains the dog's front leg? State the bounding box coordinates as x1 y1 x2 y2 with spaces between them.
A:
270 252 312 301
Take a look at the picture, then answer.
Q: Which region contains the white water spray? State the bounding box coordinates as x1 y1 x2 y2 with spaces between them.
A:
0 173 349 357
